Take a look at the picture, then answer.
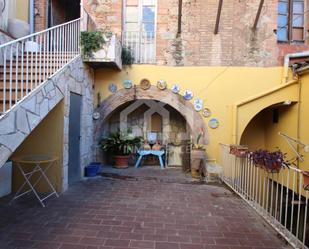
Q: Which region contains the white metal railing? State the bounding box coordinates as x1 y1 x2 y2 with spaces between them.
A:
0 18 81 114
123 31 156 64
220 143 309 249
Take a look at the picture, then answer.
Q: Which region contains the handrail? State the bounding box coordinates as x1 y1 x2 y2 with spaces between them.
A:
0 18 81 49
123 31 156 64
220 143 309 248
0 18 81 114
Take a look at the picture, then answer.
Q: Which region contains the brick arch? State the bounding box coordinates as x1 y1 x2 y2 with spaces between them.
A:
93 86 208 144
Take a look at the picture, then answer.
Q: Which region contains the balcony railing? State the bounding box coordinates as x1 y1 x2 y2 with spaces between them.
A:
0 19 81 114
220 143 309 249
123 31 156 64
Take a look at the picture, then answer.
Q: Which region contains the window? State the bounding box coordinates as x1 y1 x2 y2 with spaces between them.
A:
124 0 156 63
125 0 156 33
278 0 305 42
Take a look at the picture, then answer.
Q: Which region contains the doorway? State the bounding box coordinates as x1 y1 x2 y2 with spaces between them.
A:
47 0 80 28
68 93 82 185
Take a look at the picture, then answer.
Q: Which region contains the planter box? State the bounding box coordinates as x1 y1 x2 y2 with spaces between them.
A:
83 35 122 70
230 145 248 158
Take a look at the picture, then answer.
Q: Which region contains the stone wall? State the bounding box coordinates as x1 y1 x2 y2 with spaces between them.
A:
106 101 187 144
0 56 94 192
83 0 309 67
83 0 122 35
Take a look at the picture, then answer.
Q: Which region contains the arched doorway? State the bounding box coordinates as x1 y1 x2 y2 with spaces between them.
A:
93 86 208 145
240 102 297 151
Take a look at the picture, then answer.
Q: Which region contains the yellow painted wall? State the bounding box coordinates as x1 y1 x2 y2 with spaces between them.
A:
11 101 64 193
240 111 266 150
15 0 29 22
94 65 283 161
298 73 309 172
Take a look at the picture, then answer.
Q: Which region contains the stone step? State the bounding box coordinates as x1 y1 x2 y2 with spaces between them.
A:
0 72 49 81
0 82 29 89
0 89 27 100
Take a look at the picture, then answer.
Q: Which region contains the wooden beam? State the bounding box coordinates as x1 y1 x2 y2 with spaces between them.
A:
214 0 223 34
177 0 183 36
253 0 264 30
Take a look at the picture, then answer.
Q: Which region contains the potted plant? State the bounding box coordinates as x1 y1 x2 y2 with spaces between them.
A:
121 45 134 66
229 145 248 158
190 131 206 179
100 130 143 168
80 30 113 58
249 149 289 173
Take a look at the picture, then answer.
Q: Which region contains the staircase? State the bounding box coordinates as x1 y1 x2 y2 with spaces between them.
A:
0 19 82 167
0 19 80 115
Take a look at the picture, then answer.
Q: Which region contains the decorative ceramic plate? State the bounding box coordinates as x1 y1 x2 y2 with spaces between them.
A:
194 98 203 111
108 83 117 93
123 80 133 89
157 80 167 90
202 108 211 118
93 112 101 120
209 118 219 129
140 78 151 90
171 84 180 94
183 90 193 100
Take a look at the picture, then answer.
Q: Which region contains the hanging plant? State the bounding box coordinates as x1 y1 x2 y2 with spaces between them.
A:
121 45 134 66
249 149 290 173
80 31 106 58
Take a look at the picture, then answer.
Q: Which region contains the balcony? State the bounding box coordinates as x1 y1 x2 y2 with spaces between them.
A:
82 34 122 70
123 31 156 64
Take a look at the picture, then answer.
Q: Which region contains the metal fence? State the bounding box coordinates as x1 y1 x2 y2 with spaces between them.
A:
220 143 309 249
123 31 156 64
0 18 81 114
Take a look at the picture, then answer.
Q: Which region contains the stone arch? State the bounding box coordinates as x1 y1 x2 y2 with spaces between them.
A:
93 86 208 145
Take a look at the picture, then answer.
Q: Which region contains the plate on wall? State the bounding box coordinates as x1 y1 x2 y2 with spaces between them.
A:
209 118 219 129
183 90 193 100
202 108 211 118
194 98 203 111
123 80 133 89
171 84 180 94
140 78 151 90
157 80 167 90
108 83 117 93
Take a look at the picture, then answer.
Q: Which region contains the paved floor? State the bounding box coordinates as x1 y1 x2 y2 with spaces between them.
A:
0 166 291 249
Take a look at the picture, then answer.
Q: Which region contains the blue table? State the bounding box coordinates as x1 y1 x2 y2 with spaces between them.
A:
135 150 165 169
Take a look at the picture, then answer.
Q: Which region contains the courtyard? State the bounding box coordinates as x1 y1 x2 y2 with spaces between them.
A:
0 166 290 249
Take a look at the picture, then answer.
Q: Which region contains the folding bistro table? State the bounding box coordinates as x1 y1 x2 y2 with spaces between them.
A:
11 155 59 207
134 150 165 169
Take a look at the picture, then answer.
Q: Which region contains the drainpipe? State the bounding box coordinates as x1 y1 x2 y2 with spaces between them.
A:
29 0 34 33
283 51 309 83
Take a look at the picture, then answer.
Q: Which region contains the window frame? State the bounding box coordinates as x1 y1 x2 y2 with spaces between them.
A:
123 0 157 35
277 0 305 43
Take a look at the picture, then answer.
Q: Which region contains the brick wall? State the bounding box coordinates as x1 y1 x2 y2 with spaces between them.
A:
83 0 122 35
34 0 47 32
83 0 309 66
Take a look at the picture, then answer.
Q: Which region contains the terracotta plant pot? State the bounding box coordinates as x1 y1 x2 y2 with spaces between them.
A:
191 149 206 178
302 171 309 191
114 155 129 168
229 145 248 158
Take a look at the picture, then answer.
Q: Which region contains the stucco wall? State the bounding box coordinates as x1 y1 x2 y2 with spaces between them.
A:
94 65 284 161
11 101 64 193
